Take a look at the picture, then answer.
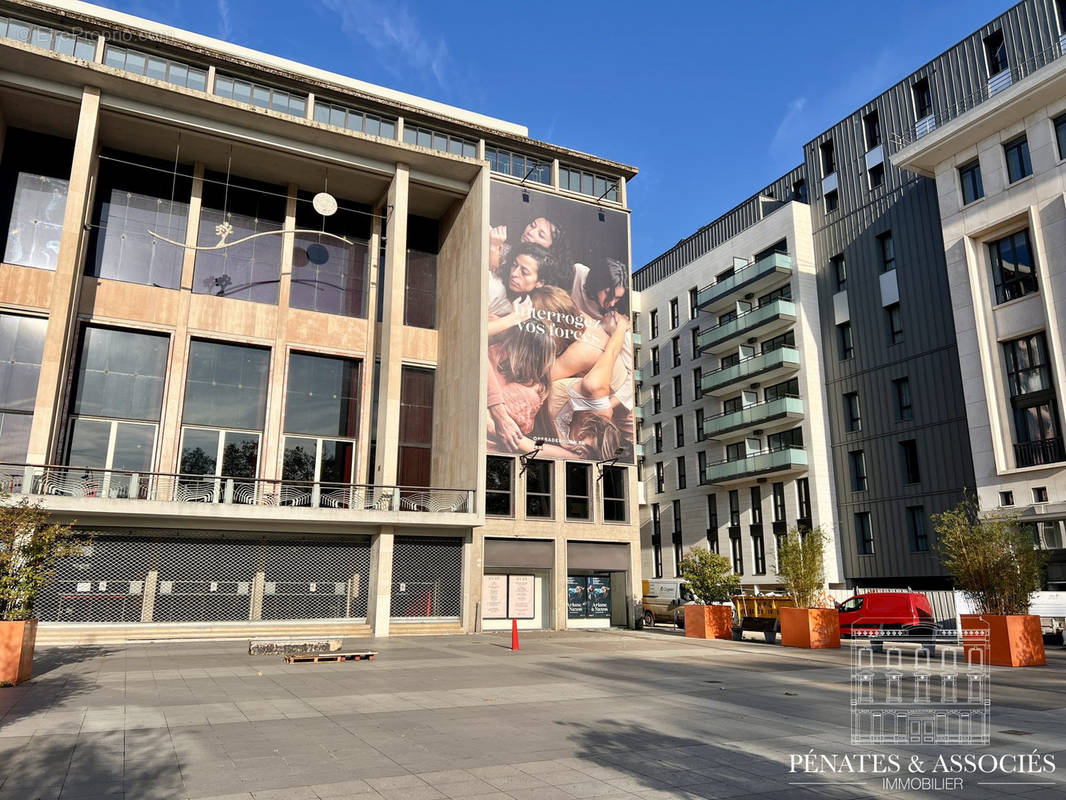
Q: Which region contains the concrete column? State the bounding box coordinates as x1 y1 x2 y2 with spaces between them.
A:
617 176 627 208
25 86 100 465
261 183 298 483
553 536 567 630
551 159 560 189
305 92 315 121
368 528 395 637
250 572 265 621
373 165 409 485
394 117 404 143
355 203 383 485
140 570 158 623
155 163 204 479
461 530 480 633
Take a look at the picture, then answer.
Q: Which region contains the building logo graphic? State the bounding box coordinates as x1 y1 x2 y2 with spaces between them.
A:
850 629 990 745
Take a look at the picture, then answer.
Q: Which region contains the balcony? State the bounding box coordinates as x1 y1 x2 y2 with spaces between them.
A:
702 346 800 396
1014 438 1066 469
703 396 804 440
634 405 645 422
697 253 792 314
632 332 643 347
704 448 808 485
634 368 643 385
698 299 796 355
0 464 476 525
635 443 645 458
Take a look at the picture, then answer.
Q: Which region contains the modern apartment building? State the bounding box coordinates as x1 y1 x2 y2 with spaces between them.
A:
633 175 842 590
0 0 639 642
894 0 1066 589
637 0 1066 590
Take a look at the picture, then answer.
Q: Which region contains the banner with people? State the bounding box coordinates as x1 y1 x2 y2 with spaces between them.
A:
486 182 634 464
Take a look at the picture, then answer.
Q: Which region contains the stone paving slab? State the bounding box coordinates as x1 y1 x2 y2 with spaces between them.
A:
0 630 1063 799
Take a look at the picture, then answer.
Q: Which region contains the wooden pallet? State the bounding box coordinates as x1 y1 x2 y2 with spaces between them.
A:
284 651 377 664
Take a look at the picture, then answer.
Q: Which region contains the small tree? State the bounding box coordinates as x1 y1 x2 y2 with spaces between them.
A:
0 492 82 621
775 526 827 608
932 495 1044 616
677 546 740 603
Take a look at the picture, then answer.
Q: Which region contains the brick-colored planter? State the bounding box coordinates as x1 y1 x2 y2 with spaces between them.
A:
684 604 733 639
0 619 37 686
780 607 840 649
961 614 1045 667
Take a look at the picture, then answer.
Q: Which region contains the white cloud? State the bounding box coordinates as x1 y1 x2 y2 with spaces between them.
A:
216 0 232 40
770 97 807 160
318 0 456 97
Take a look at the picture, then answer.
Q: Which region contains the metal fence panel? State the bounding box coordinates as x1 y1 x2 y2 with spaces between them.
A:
391 536 463 620
260 540 371 621
34 537 153 623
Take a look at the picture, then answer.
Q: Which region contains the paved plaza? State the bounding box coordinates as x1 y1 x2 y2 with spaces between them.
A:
0 629 1063 799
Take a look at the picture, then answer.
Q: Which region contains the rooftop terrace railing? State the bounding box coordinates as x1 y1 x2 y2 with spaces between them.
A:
0 464 474 514
892 37 1066 149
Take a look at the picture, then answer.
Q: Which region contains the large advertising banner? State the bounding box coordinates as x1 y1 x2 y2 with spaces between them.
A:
487 182 634 463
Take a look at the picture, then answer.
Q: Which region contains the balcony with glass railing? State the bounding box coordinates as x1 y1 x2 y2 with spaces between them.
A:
634 368 643 385
703 396 804 440
702 346 800 396
634 405 645 422
0 463 476 523
697 253 792 314
698 299 796 354
704 448 808 485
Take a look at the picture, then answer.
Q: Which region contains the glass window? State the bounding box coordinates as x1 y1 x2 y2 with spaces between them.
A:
886 303 903 344
654 422 663 453
728 489 740 527
676 455 686 490
86 150 192 289
291 191 370 317
525 459 552 517
486 456 513 516
797 478 811 521
1004 333 1051 397
1003 333 1064 467
913 78 932 119
194 172 285 304
670 298 679 329
674 415 684 448
838 323 853 360
820 140 835 175
752 533 766 575
772 482 785 522
0 313 47 463
863 110 881 149
284 352 360 437
484 145 550 184
602 465 626 522
894 377 913 421
651 347 660 376
878 232 895 272
1055 114 1066 161
70 326 169 421
673 375 682 407
831 255 846 290
844 392 861 432
695 408 705 442
989 229 1037 304
730 533 743 575
0 128 74 271
654 461 664 493
901 439 921 484
565 462 591 520
750 486 762 524
824 190 838 213
404 250 438 329
984 30 1008 75
398 367 434 487
908 506 929 552
183 340 270 430
103 45 207 90
653 384 661 414
692 367 701 400
849 450 867 492
671 336 680 367
855 512 874 555
959 159 984 204
650 309 659 339
1004 135 1032 183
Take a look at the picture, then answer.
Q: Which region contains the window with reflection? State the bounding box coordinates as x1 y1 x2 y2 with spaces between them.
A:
86 150 192 289
282 352 360 504
404 251 438 329
0 313 47 463
565 462 591 520
486 456 513 516
602 465 627 522
180 340 269 495
525 460 552 518
64 326 169 480
398 366 434 487
0 128 74 271
290 191 370 317
193 172 285 303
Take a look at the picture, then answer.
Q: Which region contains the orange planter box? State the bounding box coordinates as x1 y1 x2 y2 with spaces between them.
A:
0 619 37 686
780 607 840 649
961 614 1045 667
684 605 733 639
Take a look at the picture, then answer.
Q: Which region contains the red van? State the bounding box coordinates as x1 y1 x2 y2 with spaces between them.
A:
836 592 935 635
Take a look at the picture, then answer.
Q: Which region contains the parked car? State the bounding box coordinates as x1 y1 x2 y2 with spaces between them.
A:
641 579 696 628
836 592 935 636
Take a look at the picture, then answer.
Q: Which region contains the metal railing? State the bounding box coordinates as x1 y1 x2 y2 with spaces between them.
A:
704 447 807 484
1013 438 1066 469
0 463 473 514
893 38 1066 149
697 252 792 309
698 299 796 352
702 346 800 394
703 396 804 438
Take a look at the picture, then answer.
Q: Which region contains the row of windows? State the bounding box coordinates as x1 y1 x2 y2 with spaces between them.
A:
485 456 627 522
649 480 812 578
957 129 1043 208
848 440 922 493
854 507 930 556
0 315 435 489
831 233 895 292
836 303 903 359
3 10 619 194
841 378 913 434
0 137 439 328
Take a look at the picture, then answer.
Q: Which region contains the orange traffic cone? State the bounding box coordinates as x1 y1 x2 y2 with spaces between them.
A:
511 618 519 651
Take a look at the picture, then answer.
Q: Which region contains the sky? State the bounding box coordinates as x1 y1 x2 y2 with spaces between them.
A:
97 0 1012 269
